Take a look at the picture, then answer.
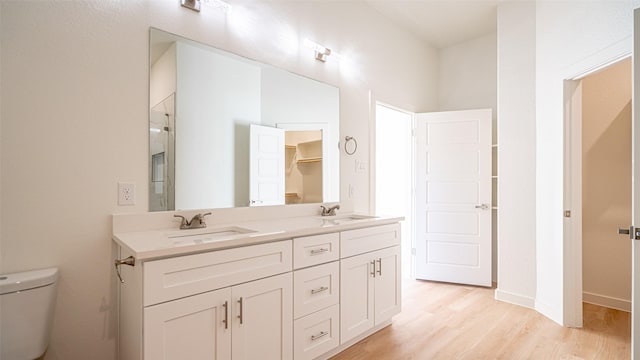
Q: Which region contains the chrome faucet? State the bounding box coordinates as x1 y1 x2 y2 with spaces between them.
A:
174 212 211 229
320 204 340 216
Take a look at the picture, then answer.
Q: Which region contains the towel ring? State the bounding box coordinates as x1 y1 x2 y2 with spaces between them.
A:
345 136 358 155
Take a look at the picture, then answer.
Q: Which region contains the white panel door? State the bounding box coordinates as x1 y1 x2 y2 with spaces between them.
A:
144 287 232 360
415 109 492 286
231 273 293 360
249 124 284 206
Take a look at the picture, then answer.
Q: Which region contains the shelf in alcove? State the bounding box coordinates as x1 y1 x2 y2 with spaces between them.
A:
285 193 300 198
285 145 296 150
299 139 322 146
297 157 322 164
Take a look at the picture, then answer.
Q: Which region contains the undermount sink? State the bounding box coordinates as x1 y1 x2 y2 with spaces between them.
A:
167 226 256 246
322 214 378 226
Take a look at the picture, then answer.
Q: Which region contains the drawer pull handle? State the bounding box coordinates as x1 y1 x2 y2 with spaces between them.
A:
222 301 228 329
376 258 382 276
237 297 244 325
310 248 329 255
371 260 376 277
311 286 329 295
311 331 329 341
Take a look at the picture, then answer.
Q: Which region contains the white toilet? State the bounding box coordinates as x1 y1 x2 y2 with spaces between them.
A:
0 267 59 360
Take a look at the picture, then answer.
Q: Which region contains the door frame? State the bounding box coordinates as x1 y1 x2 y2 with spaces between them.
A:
563 47 631 328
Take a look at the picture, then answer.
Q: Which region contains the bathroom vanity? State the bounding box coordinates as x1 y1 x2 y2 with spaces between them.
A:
113 209 402 360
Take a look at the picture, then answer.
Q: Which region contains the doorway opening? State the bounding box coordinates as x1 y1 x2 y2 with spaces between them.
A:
564 56 632 328
374 103 414 278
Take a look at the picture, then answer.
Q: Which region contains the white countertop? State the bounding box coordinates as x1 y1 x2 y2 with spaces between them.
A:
112 213 403 261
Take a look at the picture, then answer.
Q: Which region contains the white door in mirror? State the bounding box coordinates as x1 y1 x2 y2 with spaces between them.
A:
249 125 285 206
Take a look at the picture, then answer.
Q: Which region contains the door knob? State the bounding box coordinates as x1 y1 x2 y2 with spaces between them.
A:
475 204 489 210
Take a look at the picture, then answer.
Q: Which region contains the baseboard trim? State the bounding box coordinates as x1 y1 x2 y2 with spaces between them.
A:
583 291 631 312
535 299 563 325
494 288 535 309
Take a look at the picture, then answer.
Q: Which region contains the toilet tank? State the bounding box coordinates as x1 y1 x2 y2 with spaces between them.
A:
0 267 59 360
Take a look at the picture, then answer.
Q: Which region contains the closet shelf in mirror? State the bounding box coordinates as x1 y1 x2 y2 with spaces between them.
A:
285 145 297 150
285 193 300 198
297 157 322 164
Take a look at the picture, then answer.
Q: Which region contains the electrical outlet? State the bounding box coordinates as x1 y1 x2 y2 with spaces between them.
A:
118 182 136 206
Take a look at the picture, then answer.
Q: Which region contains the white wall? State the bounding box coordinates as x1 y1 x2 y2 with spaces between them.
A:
438 33 497 120
0 1 438 359
496 0 639 324
534 0 637 324
495 1 538 309
581 58 632 311
438 32 497 282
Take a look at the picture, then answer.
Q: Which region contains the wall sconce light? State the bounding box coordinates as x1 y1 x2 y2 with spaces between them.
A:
181 0 232 13
181 0 201 12
304 39 332 62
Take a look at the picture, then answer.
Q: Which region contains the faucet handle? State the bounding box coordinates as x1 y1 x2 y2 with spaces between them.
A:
190 212 212 226
174 214 189 227
320 204 340 216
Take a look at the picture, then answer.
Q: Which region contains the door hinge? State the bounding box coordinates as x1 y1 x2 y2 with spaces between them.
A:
564 210 571 218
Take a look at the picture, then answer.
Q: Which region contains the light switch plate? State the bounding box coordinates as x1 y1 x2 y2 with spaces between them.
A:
355 160 368 173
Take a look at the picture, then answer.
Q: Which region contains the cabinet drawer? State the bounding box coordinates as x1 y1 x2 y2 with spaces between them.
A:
341 223 401 258
293 232 339 269
294 304 340 360
143 240 292 306
293 261 339 319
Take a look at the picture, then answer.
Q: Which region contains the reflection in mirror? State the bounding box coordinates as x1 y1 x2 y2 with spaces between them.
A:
285 130 323 204
149 28 339 212
149 94 175 211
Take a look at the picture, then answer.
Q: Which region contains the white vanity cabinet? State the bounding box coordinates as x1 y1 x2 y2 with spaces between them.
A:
114 213 403 360
339 224 401 345
119 240 293 360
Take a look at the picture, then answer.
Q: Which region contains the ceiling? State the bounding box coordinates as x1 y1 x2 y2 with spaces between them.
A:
364 0 499 49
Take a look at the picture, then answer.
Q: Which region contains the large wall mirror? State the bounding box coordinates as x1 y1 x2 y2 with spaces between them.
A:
149 28 340 211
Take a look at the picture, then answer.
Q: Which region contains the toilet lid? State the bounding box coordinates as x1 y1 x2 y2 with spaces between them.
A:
0 267 58 295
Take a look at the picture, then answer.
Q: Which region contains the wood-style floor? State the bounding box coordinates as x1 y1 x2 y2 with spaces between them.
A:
330 279 630 360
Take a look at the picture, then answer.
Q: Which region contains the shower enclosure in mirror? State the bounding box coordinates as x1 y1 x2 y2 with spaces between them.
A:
149 28 340 211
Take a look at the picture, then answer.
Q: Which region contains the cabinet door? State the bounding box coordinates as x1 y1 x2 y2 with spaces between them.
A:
340 252 375 344
374 246 401 326
144 287 232 360
231 272 293 360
